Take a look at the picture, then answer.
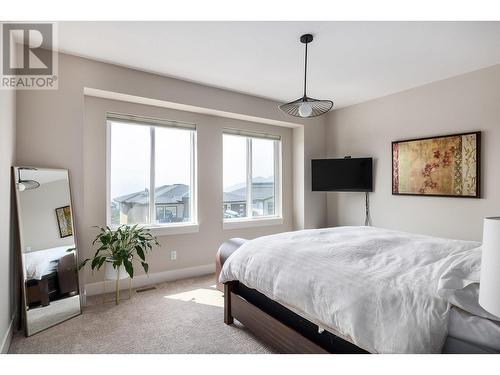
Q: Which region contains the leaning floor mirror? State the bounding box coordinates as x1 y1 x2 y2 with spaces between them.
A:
13 167 82 336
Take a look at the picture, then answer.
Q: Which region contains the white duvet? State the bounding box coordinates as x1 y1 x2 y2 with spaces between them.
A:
219 226 481 353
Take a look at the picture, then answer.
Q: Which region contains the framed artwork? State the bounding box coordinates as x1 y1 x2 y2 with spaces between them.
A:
392 132 480 198
55 205 73 238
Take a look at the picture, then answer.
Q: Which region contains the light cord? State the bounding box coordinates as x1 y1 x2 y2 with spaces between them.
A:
365 192 372 226
303 41 308 97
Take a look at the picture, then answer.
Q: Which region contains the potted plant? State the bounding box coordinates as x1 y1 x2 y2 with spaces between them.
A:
79 224 160 304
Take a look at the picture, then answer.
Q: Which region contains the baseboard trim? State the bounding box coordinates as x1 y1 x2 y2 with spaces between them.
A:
1 316 15 354
84 263 215 297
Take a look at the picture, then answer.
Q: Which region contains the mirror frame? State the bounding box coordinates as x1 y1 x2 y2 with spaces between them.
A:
12 166 83 336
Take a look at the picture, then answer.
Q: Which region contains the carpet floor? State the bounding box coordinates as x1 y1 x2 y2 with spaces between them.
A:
8 274 275 354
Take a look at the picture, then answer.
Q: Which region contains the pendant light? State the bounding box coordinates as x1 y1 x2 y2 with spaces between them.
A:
17 167 40 191
279 34 333 118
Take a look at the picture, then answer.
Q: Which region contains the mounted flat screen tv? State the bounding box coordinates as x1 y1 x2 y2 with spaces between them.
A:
312 158 373 192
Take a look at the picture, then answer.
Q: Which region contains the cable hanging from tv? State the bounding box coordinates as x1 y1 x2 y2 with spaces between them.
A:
365 192 372 226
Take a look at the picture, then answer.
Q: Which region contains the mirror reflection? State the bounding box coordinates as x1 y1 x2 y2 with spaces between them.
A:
15 167 81 336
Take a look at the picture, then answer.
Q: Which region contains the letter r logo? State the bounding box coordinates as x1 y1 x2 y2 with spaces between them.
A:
2 23 53 75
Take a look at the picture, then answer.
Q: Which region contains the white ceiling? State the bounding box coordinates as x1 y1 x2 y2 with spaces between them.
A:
18 168 67 185
58 21 500 109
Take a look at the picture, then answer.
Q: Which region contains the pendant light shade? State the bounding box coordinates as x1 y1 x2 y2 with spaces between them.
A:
279 34 333 118
17 168 40 191
279 96 333 118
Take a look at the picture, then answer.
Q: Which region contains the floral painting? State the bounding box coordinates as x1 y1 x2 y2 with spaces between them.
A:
55 205 73 238
392 132 480 197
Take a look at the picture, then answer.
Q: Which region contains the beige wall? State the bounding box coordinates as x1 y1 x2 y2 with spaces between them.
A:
15 52 327 288
83 97 293 283
0 89 16 353
326 64 500 241
292 127 305 229
303 120 327 229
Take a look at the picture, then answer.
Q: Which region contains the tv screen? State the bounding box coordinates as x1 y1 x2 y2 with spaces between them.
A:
312 158 373 192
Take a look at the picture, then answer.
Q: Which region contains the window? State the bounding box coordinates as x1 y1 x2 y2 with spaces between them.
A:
107 113 196 229
223 130 281 221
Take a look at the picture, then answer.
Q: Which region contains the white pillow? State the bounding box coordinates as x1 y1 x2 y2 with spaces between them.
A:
438 247 500 321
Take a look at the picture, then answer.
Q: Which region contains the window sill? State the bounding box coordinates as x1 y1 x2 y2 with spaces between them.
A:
223 217 283 230
109 223 199 236
148 223 199 236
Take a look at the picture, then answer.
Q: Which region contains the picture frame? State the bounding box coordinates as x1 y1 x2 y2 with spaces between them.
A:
55 205 73 238
392 131 481 198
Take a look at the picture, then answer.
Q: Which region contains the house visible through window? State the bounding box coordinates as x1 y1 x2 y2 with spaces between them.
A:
223 130 281 220
107 114 196 227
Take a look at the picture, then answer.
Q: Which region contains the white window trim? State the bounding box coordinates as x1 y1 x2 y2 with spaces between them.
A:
106 115 198 234
107 223 199 237
245 137 252 218
222 131 283 228
146 223 199 236
223 217 283 230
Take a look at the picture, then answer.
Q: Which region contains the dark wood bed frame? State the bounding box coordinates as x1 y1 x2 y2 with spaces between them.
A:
223 281 367 354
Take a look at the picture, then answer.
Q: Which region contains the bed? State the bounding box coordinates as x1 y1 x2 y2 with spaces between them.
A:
23 246 78 307
23 245 74 280
218 226 500 354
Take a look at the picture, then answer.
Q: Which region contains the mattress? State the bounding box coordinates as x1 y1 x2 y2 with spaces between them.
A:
447 307 500 352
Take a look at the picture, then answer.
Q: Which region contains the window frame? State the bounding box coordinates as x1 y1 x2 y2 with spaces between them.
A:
106 113 198 236
222 129 283 229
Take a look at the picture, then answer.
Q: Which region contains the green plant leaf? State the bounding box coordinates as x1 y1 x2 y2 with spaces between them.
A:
123 258 134 279
91 256 101 270
141 262 149 274
78 259 90 270
136 246 145 261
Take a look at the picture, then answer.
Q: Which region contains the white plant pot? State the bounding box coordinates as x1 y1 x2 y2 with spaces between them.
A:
105 262 130 281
